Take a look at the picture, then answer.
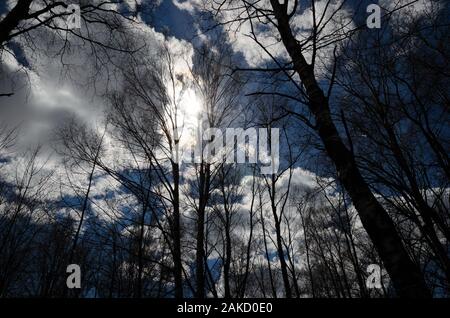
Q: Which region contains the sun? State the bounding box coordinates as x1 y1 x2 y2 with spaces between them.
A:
174 87 204 149
181 87 203 121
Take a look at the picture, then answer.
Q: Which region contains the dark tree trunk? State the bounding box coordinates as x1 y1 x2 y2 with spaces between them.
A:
269 175 292 298
172 162 183 298
195 162 210 298
223 202 232 298
300 211 316 297
260 200 277 298
239 169 256 297
269 0 430 298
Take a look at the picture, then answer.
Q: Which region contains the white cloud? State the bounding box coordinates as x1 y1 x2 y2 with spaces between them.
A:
175 0 354 74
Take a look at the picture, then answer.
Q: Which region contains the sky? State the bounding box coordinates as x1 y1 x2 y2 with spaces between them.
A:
0 0 434 155
0 0 439 185
0 0 438 201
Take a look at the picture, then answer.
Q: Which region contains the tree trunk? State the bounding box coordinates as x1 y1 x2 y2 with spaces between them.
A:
172 162 183 298
195 162 210 298
300 211 316 297
223 201 232 298
269 0 430 298
239 169 256 297
269 175 292 298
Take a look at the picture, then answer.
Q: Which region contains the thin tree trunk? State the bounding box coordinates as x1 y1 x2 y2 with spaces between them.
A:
172 162 183 298
223 201 232 298
239 170 256 297
300 210 316 298
195 162 211 298
269 175 292 298
260 202 277 298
